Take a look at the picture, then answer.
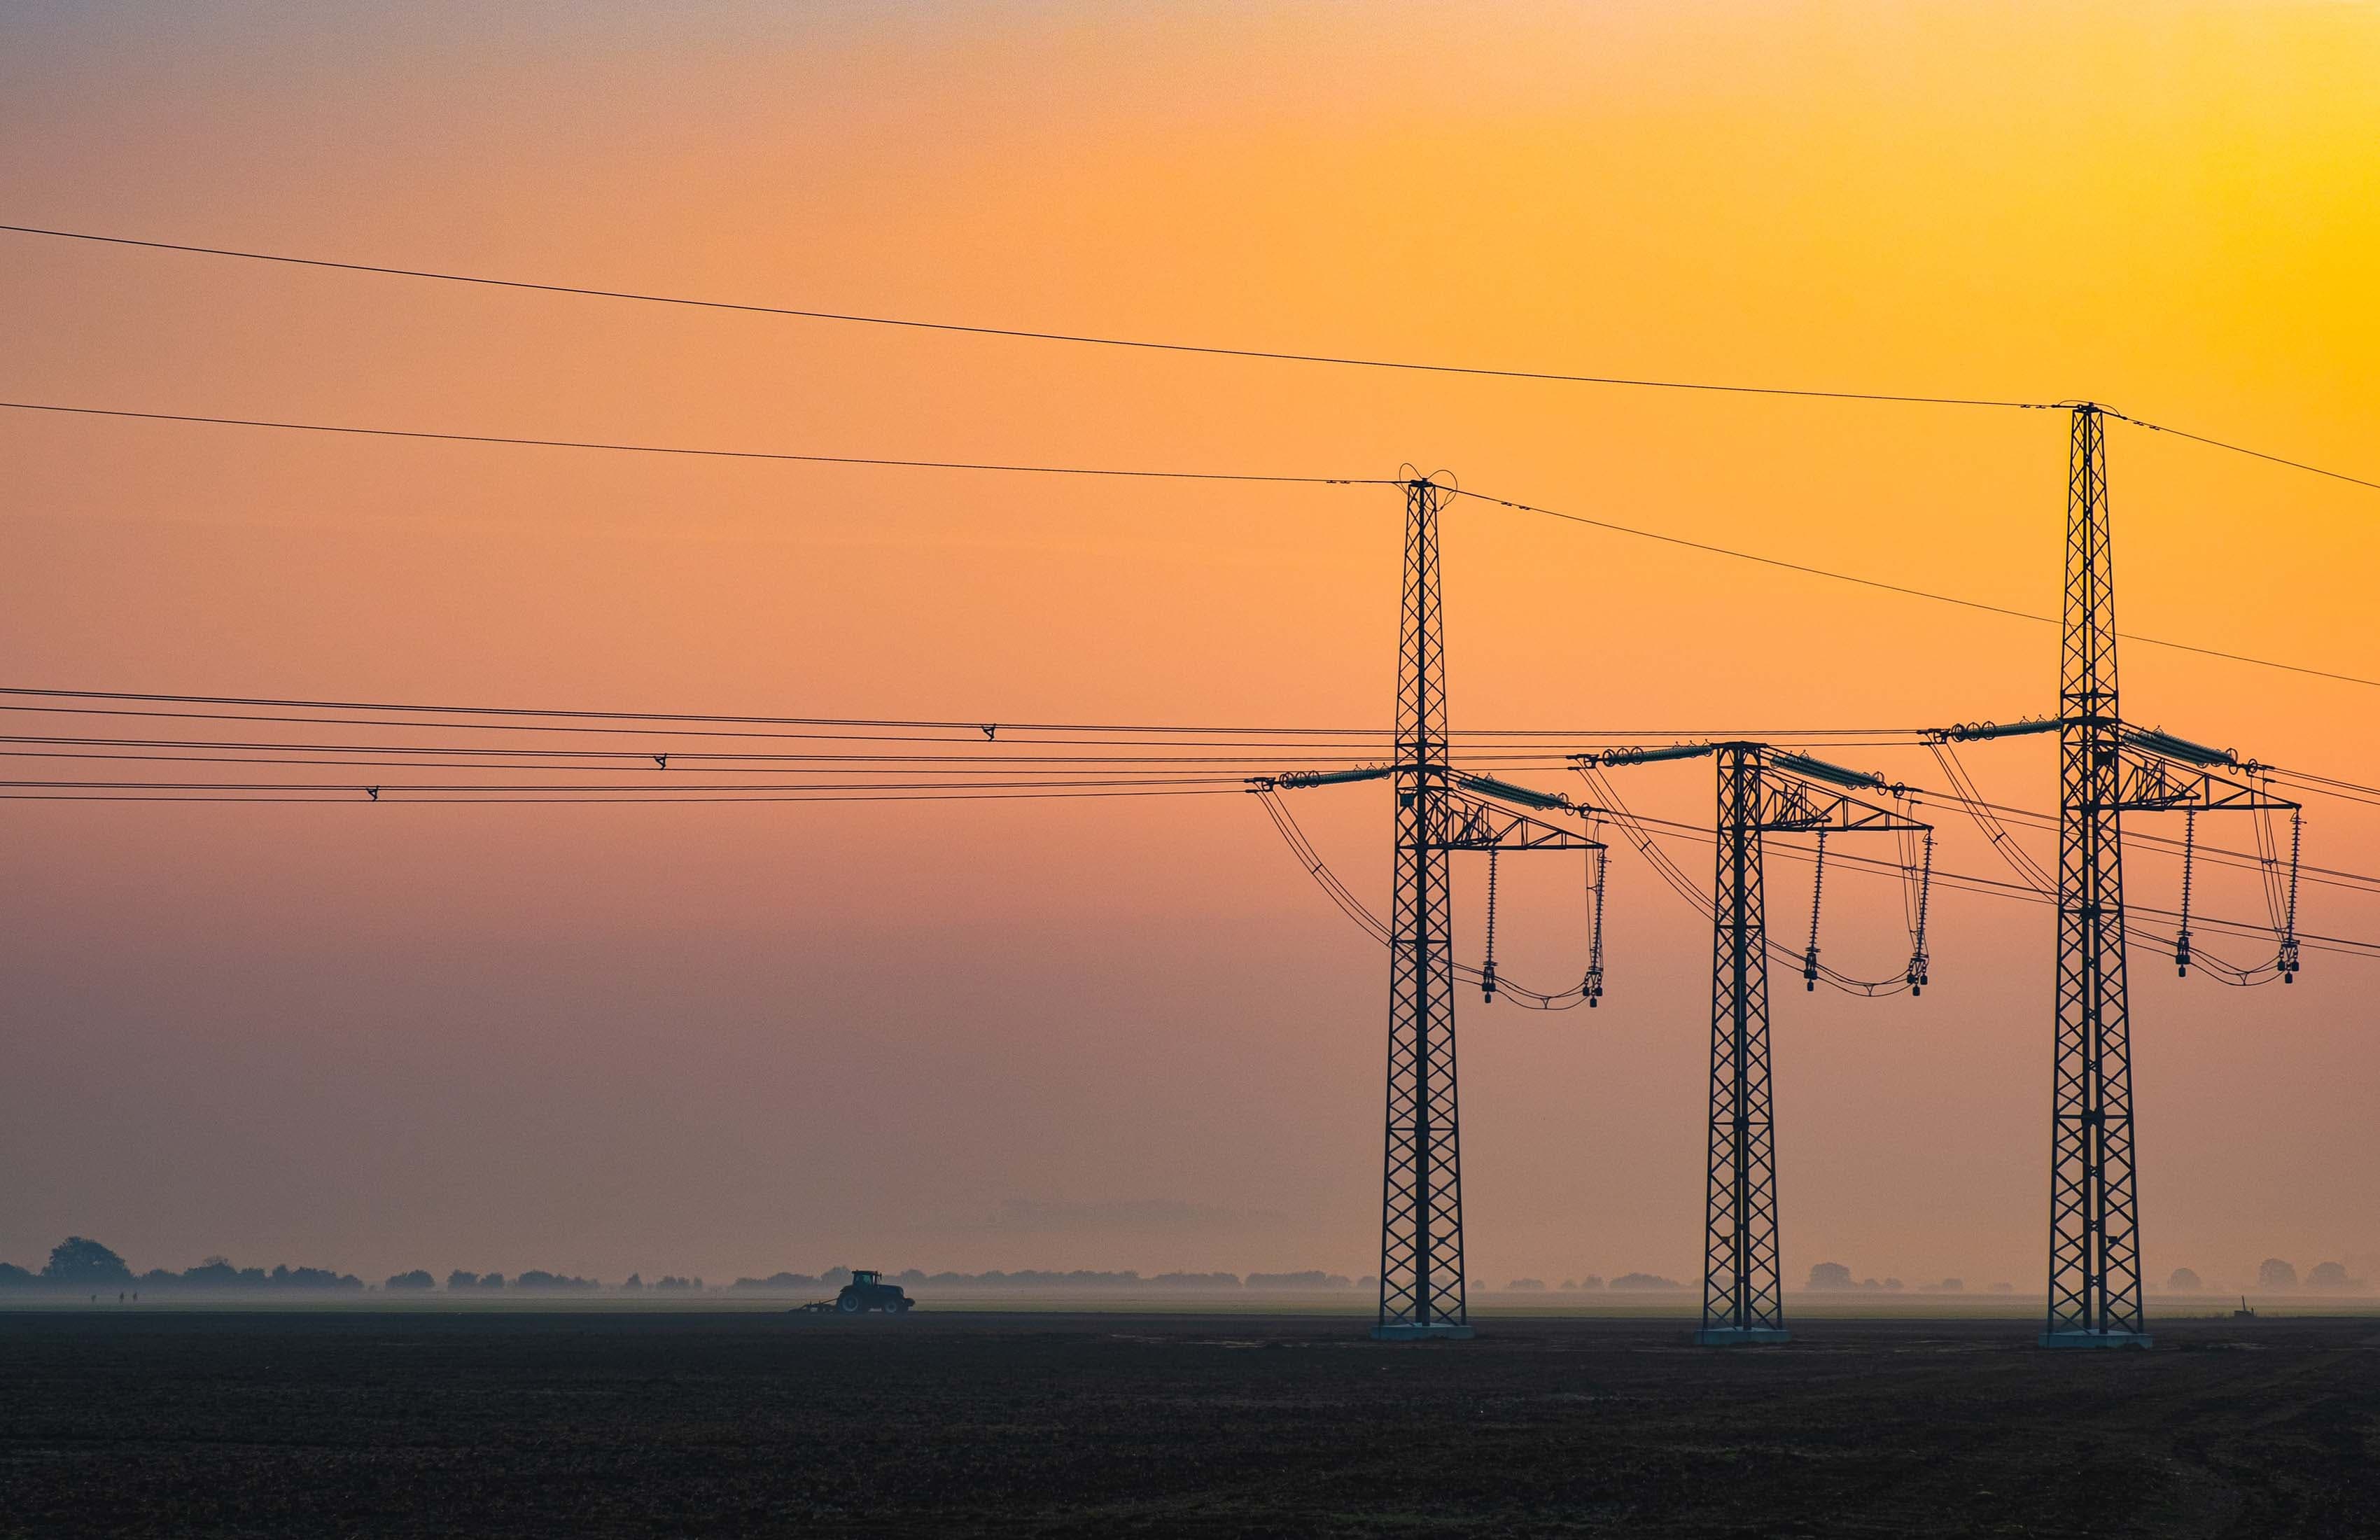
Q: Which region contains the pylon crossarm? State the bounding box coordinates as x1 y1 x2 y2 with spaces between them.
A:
1753 773 1930 837
2112 752 2299 816
1451 769 1576 812
1431 788 1605 853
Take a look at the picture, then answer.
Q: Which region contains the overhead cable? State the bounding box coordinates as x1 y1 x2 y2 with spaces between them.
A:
0 401 1378 486
2103 410 2380 496
0 223 2047 411
1455 486 2380 692
7 398 2376 692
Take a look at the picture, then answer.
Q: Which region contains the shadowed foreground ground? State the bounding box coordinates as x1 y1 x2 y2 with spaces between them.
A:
3 1310 2375 1536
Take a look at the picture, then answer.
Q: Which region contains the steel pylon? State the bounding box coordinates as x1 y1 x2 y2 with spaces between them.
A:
2043 403 2150 1349
1701 743 1787 1343
1593 740 1926 1346
1376 476 1470 1340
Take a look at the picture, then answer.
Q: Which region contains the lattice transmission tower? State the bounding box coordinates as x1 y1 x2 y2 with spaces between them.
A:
1594 741 1928 1344
1252 475 1608 1340
2046 402 2148 1347
1251 475 1602 1340
1378 474 1467 1338
1931 403 2300 1349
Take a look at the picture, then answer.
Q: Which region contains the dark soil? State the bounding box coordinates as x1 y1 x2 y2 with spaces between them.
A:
3 1309 2376 1536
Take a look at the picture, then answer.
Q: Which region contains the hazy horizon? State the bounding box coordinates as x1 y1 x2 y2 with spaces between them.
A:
10 1228 2374 1308
4 2 2375 1314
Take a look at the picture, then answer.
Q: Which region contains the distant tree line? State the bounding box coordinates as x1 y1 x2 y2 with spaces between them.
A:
18 1239 1749 1297
0 1238 364 1294
722 1268 1371 1292
2234 1259 2368 1293
0 1239 601 1294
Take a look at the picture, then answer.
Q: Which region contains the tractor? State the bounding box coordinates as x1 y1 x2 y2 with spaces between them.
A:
799 1269 913 1314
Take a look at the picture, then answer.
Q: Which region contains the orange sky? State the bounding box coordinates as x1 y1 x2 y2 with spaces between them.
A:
1 1 2374 1294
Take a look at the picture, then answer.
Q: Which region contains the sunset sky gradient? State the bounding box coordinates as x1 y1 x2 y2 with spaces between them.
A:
1 1 2374 1294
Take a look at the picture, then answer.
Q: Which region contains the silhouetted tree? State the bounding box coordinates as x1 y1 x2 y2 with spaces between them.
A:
2306 1261 2362 1292
1807 1261 1854 1290
447 1270 480 1291
2166 1267 2204 1292
386 1270 435 1290
43 1237 132 1287
0 1263 34 1288
2258 1258 2299 1290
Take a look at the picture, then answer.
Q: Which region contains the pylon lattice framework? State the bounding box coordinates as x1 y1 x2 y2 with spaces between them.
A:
1377 477 1468 1339
1705 743 1784 1343
2035 405 2300 1348
2044 403 2147 1346
1699 747 1924 1344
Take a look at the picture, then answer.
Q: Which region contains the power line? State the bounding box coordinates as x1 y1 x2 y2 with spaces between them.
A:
0 223 2049 411
1607 799 2380 965
0 401 1378 486
2104 410 2380 496
11 225 2379 500
17 225 2378 493
0 738 1582 768
0 775 1252 794
7 725 2372 895
0 686 1915 743
9 398 2378 693
0 784 1244 804
1455 486 2380 692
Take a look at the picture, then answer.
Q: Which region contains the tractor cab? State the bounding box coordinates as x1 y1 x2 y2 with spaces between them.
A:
829 1268 913 1314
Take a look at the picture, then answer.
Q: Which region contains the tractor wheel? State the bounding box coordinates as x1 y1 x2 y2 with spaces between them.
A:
837 1296 862 1314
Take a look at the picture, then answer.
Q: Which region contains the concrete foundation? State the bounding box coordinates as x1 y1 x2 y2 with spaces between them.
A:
1372 1322 1476 1341
2038 1330 2153 1350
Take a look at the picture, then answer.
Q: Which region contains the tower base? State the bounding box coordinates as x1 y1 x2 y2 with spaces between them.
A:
2038 1329 2152 1350
1695 1326 1791 1347
1372 1322 1475 1341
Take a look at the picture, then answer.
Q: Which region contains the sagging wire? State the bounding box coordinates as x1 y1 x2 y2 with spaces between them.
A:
1576 763 1924 999
1251 788 1596 1011
1924 743 2307 988
2248 792 2306 983
2138 795 2292 988
1926 739 2054 894
1254 787 1387 944
2253 794 2289 932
